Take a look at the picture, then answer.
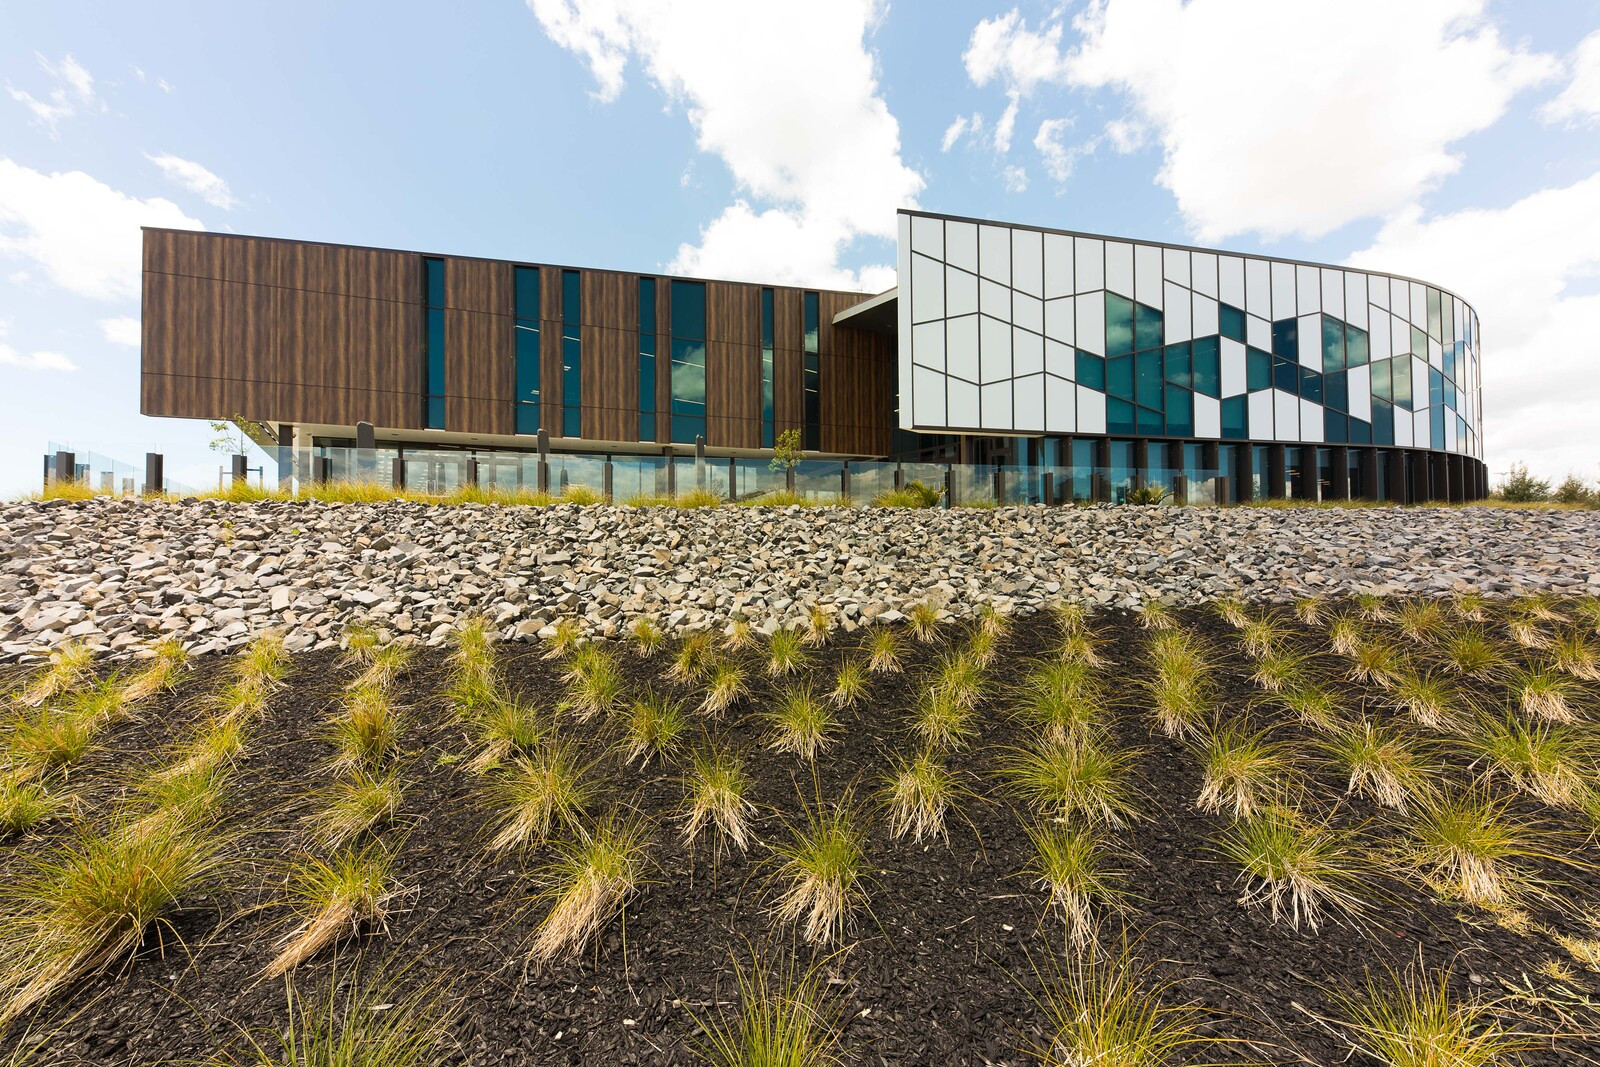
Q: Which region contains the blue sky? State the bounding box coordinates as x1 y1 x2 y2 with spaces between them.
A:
2 0 1598 496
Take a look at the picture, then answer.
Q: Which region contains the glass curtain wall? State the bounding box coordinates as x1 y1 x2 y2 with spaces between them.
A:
561 270 582 437
423 258 445 429
639 278 657 442
513 266 541 435
760 288 776 449
670 280 708 444
803 292 821 450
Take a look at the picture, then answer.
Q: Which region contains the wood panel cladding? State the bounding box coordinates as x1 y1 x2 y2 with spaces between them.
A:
141 229 893 455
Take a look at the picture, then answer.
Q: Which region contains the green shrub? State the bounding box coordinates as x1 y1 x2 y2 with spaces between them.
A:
1496 463 1549 503
1551 475 1596 507
873 480 943 508
1125 484 1171 506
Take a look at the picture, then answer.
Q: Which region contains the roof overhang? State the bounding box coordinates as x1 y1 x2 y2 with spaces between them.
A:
832 287 897 335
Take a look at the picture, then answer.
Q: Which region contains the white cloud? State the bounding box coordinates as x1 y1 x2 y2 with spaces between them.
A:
529 0 922 290
1542 28 1600 126
1001 165 1028 193
1034 118 1081 183
968 1 1557 242
993 89 1020 153
1348 172 1600 481
941 112 981 152
1102 117 1145 154
145 153 239 209
0 324 76 372
8 53 98 137
100 316 140 346
0 158 204 301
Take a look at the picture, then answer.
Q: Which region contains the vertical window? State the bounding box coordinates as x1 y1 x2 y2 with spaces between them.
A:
803 291 820 451
423 258 446 429
513 266 541 435
639 277 657 442
561 270 581 437
761 288 775 449
670 280 707 444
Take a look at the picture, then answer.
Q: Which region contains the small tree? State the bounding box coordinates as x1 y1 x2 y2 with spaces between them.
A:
207 413 266 455
1496 463 1550 503
768 428 805 473
1551 474 1596 506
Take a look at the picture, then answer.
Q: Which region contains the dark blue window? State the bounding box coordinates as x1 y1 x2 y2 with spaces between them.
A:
1349 417 1371 445
561 270 581 437
1272 318 1298 359
671 280 708 444
803 292 821 451
1219 303 1246 342
639 277 657 442
1221 395 1248 440
1321 315 1344 373
1323 369 1347 412
1246 347 1271 391
1300 366 1323 406
761 288 775 448
1324 410 1347 444
1076 351 1106 391
1370 358 1391 402
1137 405 1163 435
1430 406 1445 449
1428 367 1443 408
1371 398 1394 445
1105 293 1134 356
1273 356 1299 395
423 258 446 429
1165 385 1194 436
514 266 541 436
1191 336 1220 398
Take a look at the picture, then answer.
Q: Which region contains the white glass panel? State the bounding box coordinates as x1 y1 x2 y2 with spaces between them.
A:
1045 373 1075 432
1428 337 1442 369
1297 312 1321 369
979 225 1011 284
1218 254 1245 306
1045 338 1074 378
1390 313 1409 358
1220 338 1247 396
1105 241 1134 297
1074 237 1104 291
1274 389 1298 441
1393 410 1413 447
910 214 944 259
1271 261 1297 320
945 221 977 273
980 380 1013 430
1013 292 1043 334
1368 310 1390 361
1193 293 1219 338
1409 282 1427 328
1347 363 1371 422
1389 277 1408 321
911 320 945 371
980 278 1011 321
946 315 979 381
1012 326 1044 376
1075 291 1105 356
1011 228 1042 296
1192 251 1218 298
979 315 1011 382
1247 314 1270 351
946 266 978 317
1194 393 1221 438
1369 272 1389 310
910 252 944 324
1135 244 1163 308
1163 247 1191 286
1244 257 1270 317
1163 282 1192 343
1043 232 1074 298
1076 385 1106 434
1249 389 1274 439
1344 273 1367 328
912 365 945 427
1320 269 1344 319
1412 409 1429 445
1296 264 1321 315
1299 398 1323 443
1013 372 1045 432
1413 356 1429 402
1044 296 1075 344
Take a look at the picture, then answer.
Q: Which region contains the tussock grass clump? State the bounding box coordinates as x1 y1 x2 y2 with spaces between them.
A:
865 626 903 674
766 628 809 677
690 955 844 1067
565 647 625 722
542 618 585 660
1354 592 1392 623
1333 965 1523 1067
465 698 542 773
1027 946 1214 1067
1403 789 1549 908
1239 616 1289 659
621 693 689 768
486 739 602 851
1395 600 1446 642
119 638 188 703
907 601 942 642
156 713 247 784
1003 735 1143 828
802 605 832 648
265 844 395 977
1136 600 1174 631
1469 715 1592 809
883 751 957 844
931 651 986 710
682 747 755 854
527 813 649 963
911 685 979 753
1550 631 1600 681
1328 615 1363 658
1249 649 1307 694
237 630 290 691
1322 720 1432 810
723 616 757 653
702 661 749 717
4 704 98 775
1388 671 1460 730
1195 723 1292 820
1217 807 1368 931
0 775 60 835
1051 602 1089 636
1441 629 1504 680
1294 596 1325 626
306 771 404 849
14 640 95 708
135 760 230 833
351 643 412 695
1454 590 1488 622
1025 824 1129 948
1279 684 1345 732
448 614 495 675
628 615 667 657
964 626 1000 670
330 685 403 774
1213 595 1249 629
976 601 1011 639
1016 660 1103 746
764 687 837 762
0 814 222 1025
828 660 868 709
771 798 867 946
1144 631 1213 739
1057 629 1107 668
1348 638 1404 689
1510 665 1577 723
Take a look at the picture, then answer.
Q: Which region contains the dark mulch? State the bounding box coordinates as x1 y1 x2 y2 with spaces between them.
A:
3 604 1600 1065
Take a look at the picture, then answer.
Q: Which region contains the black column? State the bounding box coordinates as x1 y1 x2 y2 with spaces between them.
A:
1267 444 1287 499
1328 446 1350 500
1132 439 1149 491
1359 448 1379 501
1430 453 1449 503
1093 437 1111 503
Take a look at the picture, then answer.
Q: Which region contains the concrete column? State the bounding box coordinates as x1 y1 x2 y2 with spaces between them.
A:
603 461 614 503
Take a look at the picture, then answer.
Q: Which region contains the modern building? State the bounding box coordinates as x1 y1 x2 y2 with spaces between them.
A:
140 209 1487 502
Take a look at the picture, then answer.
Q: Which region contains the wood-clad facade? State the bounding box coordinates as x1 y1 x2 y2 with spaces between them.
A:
141 229 895 456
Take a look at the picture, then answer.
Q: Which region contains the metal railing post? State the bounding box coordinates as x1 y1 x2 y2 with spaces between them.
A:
144 452 164 496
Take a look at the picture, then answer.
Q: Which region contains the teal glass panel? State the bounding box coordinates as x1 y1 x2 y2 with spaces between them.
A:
641 413 656 441
1324 410 1347 443
424 258 444 308
1105 293 1135 356
803 292 820 450
1345 323 1368 367
427 396 445 428
1324 369 1347 412
1393 356 1412 409
1246 347 1271 391
1137 405 1164 435
1220 395 1248 439
1430 406 1445 449
1427 288 1442 339
514 325 541 405
673 414 706 444
1321 314 1344 373
1191 336 1220 398
1428 367 1443 408
1370 357 1391 401
639 276 656 330
1372 398 1394 445
1272 318 1297 358
1273 357 1299 395
1134 302 1163 351
514 266 540 319
760 288 775 348
1166 385 1194 436
1349 417 1371 445
562 270 581 326
1164 342 1191 388
673 280 708 341
1219 303 1246 342
1300 366 1323 406
1442 343 1456 382
516 401 539 435
803 291 819 353
1135 349 1162 407
423 259 446 430
1076 351 1105 391
1107 398 1136 435
1106 354 1134 400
